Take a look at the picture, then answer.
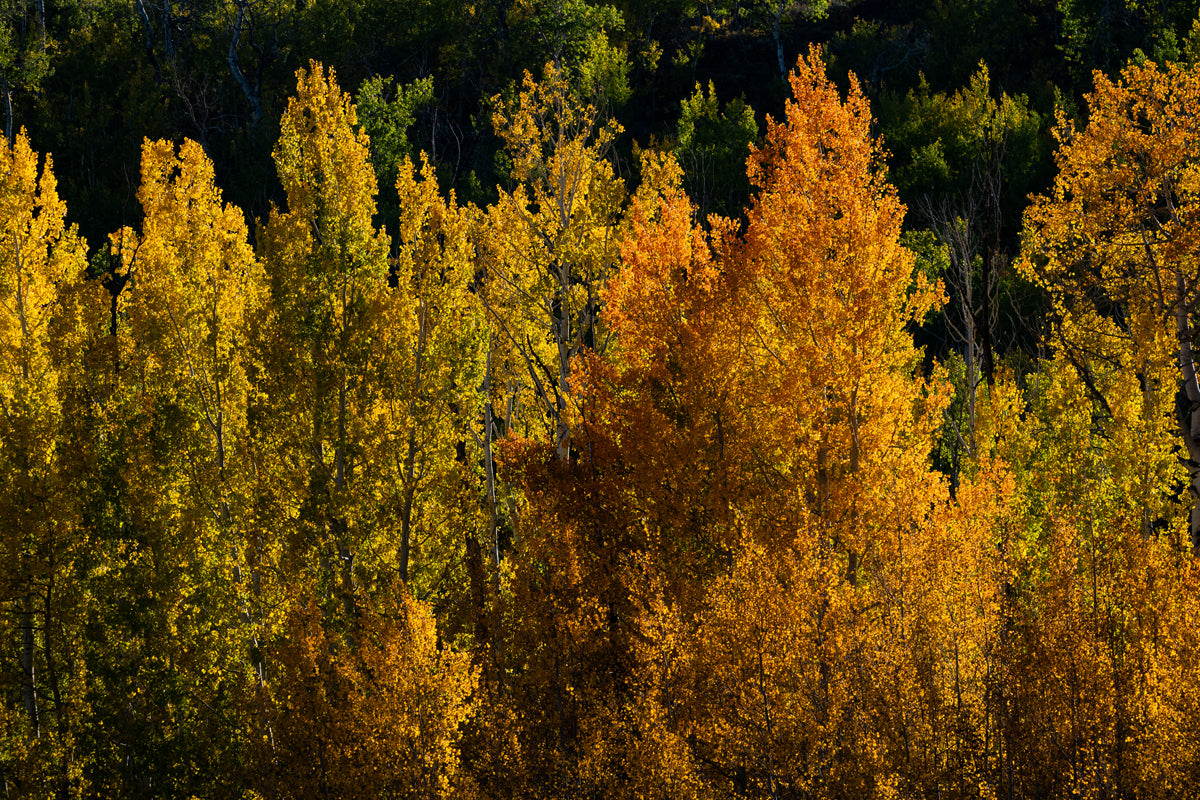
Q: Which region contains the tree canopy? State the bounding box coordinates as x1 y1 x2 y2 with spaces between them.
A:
6 4 1200 799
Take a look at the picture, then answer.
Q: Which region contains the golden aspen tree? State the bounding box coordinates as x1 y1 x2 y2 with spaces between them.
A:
387 155 486 595
255 61 397 616
250 65 483 796
120 137 264 560
257 62 485 606
457 68 632 796
0 130 89 797
1005 60 1200 791
480 63 625 460
975 353 1200 799
88 136 264 792
1021 58 1200 551
250 592 477 800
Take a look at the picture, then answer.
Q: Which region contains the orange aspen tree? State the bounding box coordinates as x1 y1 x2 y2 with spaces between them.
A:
250 594 478 800
459 69 631 793
672 48 992 797
570 49 1006 798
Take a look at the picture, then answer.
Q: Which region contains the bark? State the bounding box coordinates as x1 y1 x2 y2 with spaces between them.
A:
555 261 572 461
132 0 161 79
465 532 489 656
21 594 38 738
162 0 174 61
227 3 262 125
3 75 11 150
398 432 418 584
42 583 70 800
34 0 45 49
398 298 431 584
980 248 995 385
773 3 787 84
483 350 500 575
1174 271 1200 554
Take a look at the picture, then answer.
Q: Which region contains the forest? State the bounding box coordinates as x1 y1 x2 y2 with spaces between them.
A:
5 0 1200 798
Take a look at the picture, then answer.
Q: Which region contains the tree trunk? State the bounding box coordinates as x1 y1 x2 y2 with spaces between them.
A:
3 76 12 148
773 3 787 84
398 297 431 584
398 432 418 584
228 3 262 124
483 351 500 575
21 594 39 738
1174 271 1200 554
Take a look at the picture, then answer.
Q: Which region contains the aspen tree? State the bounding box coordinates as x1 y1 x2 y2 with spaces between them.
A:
480 63 625 460
255 62 396 616
1009 58 1200 797
0 130 88 796
92 137 265 790
1021 58 1200 551
570 49 1005 798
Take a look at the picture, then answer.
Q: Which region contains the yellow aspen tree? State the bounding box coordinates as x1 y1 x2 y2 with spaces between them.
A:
480 63 625 460
255 61 398 616
975 352 1200 799
1021 58 1200 551
120 137 264 560
94 136 266 790
387 155 486 594
1008 60 1200 796
251 67 485 795
0 130 89 796
258 63 485 608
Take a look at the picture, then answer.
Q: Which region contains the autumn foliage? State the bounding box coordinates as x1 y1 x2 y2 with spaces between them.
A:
7 45 1200 800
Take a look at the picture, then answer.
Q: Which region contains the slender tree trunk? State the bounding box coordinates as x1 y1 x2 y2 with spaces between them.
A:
1173 271 1200 554
398 432 418 584
228 3 262 124
21 594 39 738
3 76 12 147
773 2 787 83
846 385 860 585
555 262 572 461
465 532 489 656
34 0 45 49
964 252 978 459
162 0 174 61
132 0 161 80
42 581 71 800
483 348 500 575
980 247 996 385
398 298 430 584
